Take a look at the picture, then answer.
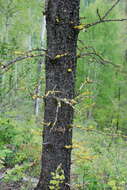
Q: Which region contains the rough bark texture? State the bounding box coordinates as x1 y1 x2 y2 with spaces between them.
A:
35 0 80 189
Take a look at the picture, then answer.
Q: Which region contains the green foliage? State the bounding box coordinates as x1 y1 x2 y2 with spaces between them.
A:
72 126 127 190
49 165 65 190
76 0 126 131
0 117 16 145
4 164 27 182
0 114 41 182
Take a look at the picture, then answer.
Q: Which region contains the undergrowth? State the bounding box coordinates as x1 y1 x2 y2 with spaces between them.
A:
0 112 127 190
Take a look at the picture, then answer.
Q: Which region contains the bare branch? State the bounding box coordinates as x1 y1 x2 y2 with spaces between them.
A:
24 48 47 54
85 18 127 29
77 49 126 74
102 0 120 20
0 53 45 71
77 51 111 65
82 0 126 29
80 16 87 20
0 47 47 73
96 8 102 21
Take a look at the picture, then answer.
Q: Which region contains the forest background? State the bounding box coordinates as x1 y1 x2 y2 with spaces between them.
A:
0 0 127 189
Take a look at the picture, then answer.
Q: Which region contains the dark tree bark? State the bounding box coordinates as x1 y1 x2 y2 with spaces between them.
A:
35 0 80 189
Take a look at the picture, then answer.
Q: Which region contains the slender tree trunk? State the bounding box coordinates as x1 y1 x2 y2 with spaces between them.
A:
35 0 80 189
116 86 120 130
35 16 46 117
124 0 127 61
0 70 2 103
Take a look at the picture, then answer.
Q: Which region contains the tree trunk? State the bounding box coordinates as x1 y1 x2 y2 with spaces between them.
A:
124 0 127 61
35 0 80 190
34 16 46 117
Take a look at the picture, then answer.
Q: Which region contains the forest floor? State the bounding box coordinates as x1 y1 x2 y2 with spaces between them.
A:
0 168 19 190
0 181 21 190
0 180 35 190
0 168 37 190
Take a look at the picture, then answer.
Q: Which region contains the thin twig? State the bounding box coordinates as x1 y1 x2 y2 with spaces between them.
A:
85 0 126 29
50 101 61 132
0 53 46 71
102 0 120 20
96 8 102 21
77 51 111 65
24 48 47 54
85 18 127 29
